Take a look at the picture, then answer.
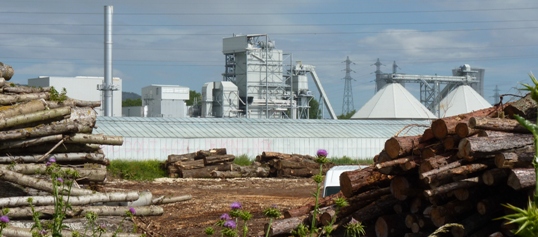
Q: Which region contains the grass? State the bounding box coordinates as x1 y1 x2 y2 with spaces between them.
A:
106 156 374 181
107 159 167 181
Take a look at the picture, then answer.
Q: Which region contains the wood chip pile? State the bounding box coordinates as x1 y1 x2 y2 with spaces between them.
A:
166 150 333 178
270 94 537 237
0 63 179 236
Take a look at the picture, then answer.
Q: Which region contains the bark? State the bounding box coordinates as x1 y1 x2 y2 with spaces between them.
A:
0 167 95 196
276 158 320 170
495 150 534 169
46 98 102 109
0 134 63 150
424 176 482 197
0 191 139 207
0 143 102 156
277 167 317 178
339 166 393 198
167 152 196 163
0 163 107 183
421 143 444 159
457 134 534 160
195 148 228 158
264 215 308 236
418 154 458 176
420 128 435 142
232 165 270 177
430 105 505 140
0 92 49 106
2 86 51 94
384 135 421 159
179 163 233 178
351 195 399 222
261 151 293 160
482 168 510 186
477 195 506 216
0 106 70 130
503 93 536 120
203 154 236 166
0 121 84 141
8 205 163 219
375 213 408 237
0 99 47 119
450 212 495 237
375 156 411 175
507 168 536 190
0 152 107 165
173 159 205 170
423 163 490 187
64 133 124 145
470 116 529 133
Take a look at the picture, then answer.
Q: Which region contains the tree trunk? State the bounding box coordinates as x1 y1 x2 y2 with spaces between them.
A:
0 152 108 165
457 134 533 160
390 175 421 201
421 128 435 142
179 163 233 178
430 199 476 227
203 154 235 166
423 163 490 187
0 191 139 207
482 168 510 186
418 154 458 176
384 135 421 159
0 106 70 130
264 215 308 236
470 117 529 134
65 133 124 145
8 205 163 219
503 93 536 120
0 99 48 119
424 176 482 197
0 62 14 80
339 166 393 198
0 121 84 141
351 195 399 222
442 135 461 150
0 168 95 196
0 163 107 183
507 168 536 190
375 156 411 175
173 159 205 170
375 214 408 237
455 121 480 138
0 92 49 105
495 150 534 169
450 212 495 237
151 195 192 205
0 134 63 150
167 152 196 163
430 105 505 140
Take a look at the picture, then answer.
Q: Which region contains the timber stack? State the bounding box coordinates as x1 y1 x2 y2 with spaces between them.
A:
268 94 536 237
0 62 180 236
257 151 333 178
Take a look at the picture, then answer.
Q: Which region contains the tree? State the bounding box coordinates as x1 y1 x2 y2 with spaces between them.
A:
186 90 202 106
338 110 356 119
309 99 321 119
122 98 142 107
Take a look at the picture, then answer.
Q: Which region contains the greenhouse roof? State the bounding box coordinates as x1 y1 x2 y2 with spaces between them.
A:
94 117 432 139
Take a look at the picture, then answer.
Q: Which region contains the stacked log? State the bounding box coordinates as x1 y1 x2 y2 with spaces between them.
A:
270 96 537 236
257 151 334 178
0 63 181 236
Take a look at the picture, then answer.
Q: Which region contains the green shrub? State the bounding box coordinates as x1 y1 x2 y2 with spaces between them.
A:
107 159 167 181
329 156 372 165
234 154 252 166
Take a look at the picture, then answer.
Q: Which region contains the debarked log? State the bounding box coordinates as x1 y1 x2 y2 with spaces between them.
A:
0 99 48 120
457 134 534 160
0 163 107 183
0 168 95 196
0 106 70 130
0 121 86 141
0 92 49 105
264 215 308 236
65 133 124 146
151 195 192 205
0 152 108 165
0 134 63 150
7 205 163 219
0 191 139 207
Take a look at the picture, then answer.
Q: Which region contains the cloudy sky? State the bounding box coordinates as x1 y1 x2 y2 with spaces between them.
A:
2 0 537 116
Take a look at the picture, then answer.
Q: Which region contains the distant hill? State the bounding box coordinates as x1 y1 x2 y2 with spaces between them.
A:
122 92 141 101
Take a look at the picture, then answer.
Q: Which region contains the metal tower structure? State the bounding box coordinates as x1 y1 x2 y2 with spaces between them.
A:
341 56 355 115
493 85 500 104
373 59 480 116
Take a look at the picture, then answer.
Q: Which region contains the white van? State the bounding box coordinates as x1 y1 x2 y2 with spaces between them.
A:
322 165 368 197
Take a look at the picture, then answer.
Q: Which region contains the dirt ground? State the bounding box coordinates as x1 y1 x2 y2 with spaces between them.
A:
102 177 317 237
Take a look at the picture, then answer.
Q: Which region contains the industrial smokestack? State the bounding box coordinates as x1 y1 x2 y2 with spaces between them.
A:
103 5 113 116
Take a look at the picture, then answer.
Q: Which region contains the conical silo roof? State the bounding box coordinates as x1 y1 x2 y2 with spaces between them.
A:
351 83 437 119
437 85 492 118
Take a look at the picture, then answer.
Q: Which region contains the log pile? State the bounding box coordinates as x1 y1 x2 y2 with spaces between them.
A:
272 95 537 237
256 151 333 178
0 63 183 236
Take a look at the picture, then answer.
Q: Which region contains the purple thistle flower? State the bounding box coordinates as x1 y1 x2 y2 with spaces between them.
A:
220 213 231 220
39 229 47 235
49 157 56 163
0 215 9 223
317 149 328 157
230 202 242 210
56 177 63 183
223 220 236 229
129 207 136 215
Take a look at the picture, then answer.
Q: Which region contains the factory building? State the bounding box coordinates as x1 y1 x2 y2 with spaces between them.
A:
28 76 122 117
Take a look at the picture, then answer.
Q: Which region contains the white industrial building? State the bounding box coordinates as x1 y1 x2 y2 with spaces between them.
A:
436 85 492 118
95 117 430 161
28 76 122 117
141 84 189 118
